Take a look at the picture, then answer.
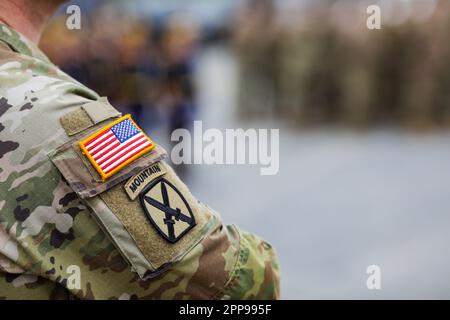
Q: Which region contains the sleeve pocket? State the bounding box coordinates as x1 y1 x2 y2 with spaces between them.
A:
48 133 219 280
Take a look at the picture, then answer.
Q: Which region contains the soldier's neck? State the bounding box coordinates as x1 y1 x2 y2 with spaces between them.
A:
0 1 57 45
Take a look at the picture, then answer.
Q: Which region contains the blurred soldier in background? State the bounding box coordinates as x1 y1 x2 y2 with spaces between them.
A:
117 17 153 124
160 14 198 178
426 0 450 126
0 0 279 299
232 0 279 119
231 0 450 128
288 8 344 124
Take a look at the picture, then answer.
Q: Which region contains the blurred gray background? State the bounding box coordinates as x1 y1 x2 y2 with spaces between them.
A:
45 0 450 299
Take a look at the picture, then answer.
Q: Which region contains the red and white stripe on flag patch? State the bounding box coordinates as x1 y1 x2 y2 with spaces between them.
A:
79 114 155 180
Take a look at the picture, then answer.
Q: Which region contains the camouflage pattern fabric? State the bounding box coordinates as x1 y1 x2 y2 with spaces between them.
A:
0 24 280 299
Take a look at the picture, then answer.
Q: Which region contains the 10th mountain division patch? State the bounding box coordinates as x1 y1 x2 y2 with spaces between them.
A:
139 177 196 243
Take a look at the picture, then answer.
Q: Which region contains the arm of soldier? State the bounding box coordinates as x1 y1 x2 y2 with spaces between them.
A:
0 102 279 299
38 173 280 300
0 129 279 299
69 161 281 300
1 179 280 300
50 105 279 299
0 38 279 299
44 142 279 299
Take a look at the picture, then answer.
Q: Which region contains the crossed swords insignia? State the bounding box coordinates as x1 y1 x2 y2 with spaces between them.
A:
141 179 196 243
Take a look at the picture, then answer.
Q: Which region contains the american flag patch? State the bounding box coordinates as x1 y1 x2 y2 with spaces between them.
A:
79 115 155 181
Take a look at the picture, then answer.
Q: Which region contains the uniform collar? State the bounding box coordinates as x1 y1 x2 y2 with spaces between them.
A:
0 23 50 62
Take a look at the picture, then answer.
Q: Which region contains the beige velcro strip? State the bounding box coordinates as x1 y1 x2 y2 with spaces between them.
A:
60 108 94 136
82 97 121 124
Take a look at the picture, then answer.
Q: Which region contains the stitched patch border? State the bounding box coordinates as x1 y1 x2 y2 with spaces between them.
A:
79 114 155 181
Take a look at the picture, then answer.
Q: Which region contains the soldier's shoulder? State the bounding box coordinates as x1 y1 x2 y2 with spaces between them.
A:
0 45 99 149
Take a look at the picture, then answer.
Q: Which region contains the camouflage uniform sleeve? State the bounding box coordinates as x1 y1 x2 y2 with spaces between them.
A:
0 174 279 300
217 227 280 300
0 97 280 300
0 24 280 299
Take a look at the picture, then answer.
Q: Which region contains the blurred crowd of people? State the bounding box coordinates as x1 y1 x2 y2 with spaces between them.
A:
232 0 450 129
41 6 199 134
41 0 450 131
